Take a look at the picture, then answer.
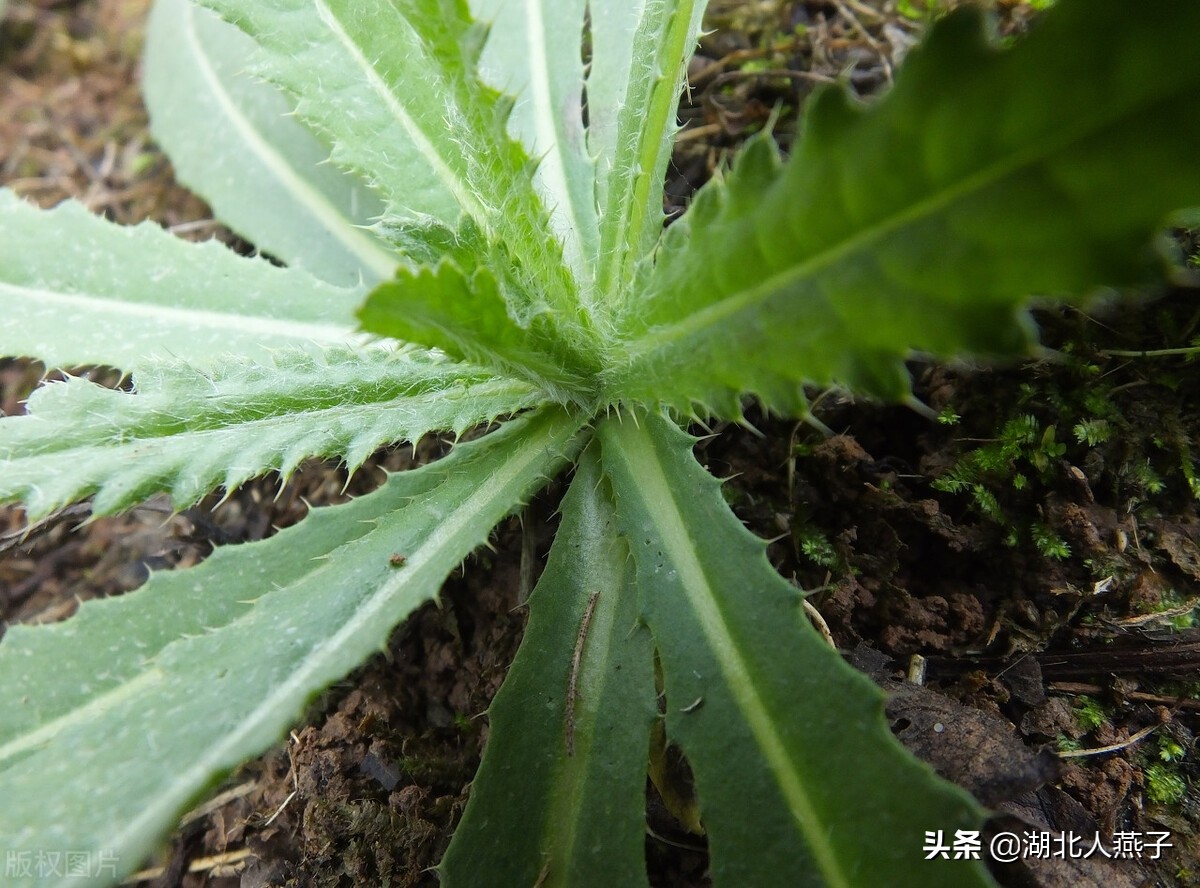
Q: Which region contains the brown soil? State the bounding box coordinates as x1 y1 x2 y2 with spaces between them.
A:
3 2 1200 887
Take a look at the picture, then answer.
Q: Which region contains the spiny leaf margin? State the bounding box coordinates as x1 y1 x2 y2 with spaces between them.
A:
606 0 1200 416
599 411 994 888
0 189 365 370
143 0 396 287
0 346 544 519
194 0 591 345
0 406 587 888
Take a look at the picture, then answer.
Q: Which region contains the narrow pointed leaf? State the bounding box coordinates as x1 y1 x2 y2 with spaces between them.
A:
584 0 648 198
594 0 706 303
0 190 365 369
469 0 598 288
608 0 1200 415
0 346 544 519
196 0 587 336
143 0 396 286
0 407 585 888
599 412 992 888
442 443 655 887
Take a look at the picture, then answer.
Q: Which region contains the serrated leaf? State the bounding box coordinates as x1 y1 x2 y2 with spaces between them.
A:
0 406 586 888
584 0 648 200
608 0 1200 416
598 412 993 888
594 0 706 303
358 261 598 401
0 346 544 519
143 0 396 287
469 0 598 289
196 0 589 340
441 443 655 887
0 190 365 369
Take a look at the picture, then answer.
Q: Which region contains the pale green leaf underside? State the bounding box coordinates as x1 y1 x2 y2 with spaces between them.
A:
584 0 647 210
442 443 655 888
0 190 365 369
0 407 585 888
144 0 396 287
0 346 544 519
196 0 583 331
599 412 993 888
594 0 706 304
470 0 598 289
610 0 1200 415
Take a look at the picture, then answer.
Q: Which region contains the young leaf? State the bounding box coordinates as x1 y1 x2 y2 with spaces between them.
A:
608 0 1200 415
599 412 992 888
0 190 365 369
358 261 599 401
469 0 599 289
441 443 656 887
143 0 396 286
594 0 706 303
195 0 587 338
584 0 648 201
0 406 586 888
0 346 543 519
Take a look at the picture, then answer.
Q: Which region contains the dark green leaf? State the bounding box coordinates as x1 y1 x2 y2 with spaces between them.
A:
599 412 994 888
608 0 1200 415
441 443 656 887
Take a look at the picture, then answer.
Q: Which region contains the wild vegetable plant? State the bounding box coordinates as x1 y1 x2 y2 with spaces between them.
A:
1 0 1199 885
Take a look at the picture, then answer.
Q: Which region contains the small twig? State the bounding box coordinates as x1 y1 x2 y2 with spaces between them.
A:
1048 681 1200 713
674 122 726 144
906 653 927 685
1056 722 1161 759
167 218 223 236
841 0 885 21
178 781 257 827
832 0 893 83
1100 346 1200 359
802 599 836 650
565 591 600 756
122 848 253 884
264 731 302 827
646 824 707 853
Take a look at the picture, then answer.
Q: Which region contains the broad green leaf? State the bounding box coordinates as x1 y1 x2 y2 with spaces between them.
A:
196 0 589 341
442 443 655 887
469 0 598 290
599 412 993 888
608 0 1200 416
0 346 543 519
358 261 598 401
594 0 707 303
0 406 586 888
0 190 365 369
143 0 396 287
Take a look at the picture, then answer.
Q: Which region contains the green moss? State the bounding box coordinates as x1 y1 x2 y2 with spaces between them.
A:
1073 696 1106 732
1144 762 1187 805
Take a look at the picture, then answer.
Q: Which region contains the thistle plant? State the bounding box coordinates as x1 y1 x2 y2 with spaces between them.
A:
1 0 1199 885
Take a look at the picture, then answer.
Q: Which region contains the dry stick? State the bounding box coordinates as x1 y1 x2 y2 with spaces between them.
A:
1050 681 1200 714
832 0 893 82
1056 722 1162 759
122 849 253 884
565 591 601 757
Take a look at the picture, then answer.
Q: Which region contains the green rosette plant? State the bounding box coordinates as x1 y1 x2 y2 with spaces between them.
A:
1 0 1199 884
